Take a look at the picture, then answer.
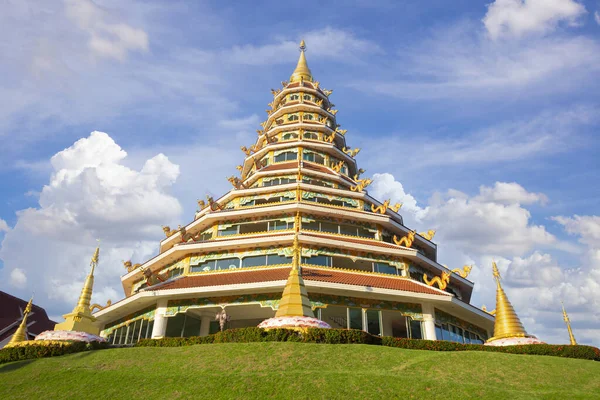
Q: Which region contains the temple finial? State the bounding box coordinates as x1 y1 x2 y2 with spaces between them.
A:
290 40 313 83
487 261 529 342
561 301 577 345
5 295 34 347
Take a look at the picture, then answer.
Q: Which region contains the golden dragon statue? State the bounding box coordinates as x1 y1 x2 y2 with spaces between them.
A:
315 99 323 107
389 203 402 212
393 230 416 248
371 200 390 214
451 265 472 279
419 230 436 241
270 88 281 96
482 306 496 316
423 271 451 290
335 127 347 135
240 145 257 156
327 108 339 115
331 160 344 172
89 299 112 313
313 81 320 89
350 178 373 192
123 260 142 273
343 147 361 157
323 89 333 96
324 133 336 143
227 176 248 190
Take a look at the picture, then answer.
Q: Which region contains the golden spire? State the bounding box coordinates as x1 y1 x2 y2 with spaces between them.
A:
54 246 101 335
289 40 313 83
5 296 34 348
487 261 529 342
274 212 314 317
561 302 577 345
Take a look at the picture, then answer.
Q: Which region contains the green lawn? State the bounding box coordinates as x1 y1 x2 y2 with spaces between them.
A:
1 343 599 399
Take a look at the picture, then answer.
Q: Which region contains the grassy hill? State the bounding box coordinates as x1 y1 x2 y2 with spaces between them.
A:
1 342 599 399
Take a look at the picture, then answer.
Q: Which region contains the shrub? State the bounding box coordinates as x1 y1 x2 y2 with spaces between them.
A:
382 337 600 361
304 328 381 345
0 341 108 364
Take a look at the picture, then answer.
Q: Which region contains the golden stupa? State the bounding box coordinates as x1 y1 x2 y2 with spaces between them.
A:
5 297 34 348
54 246 101 335
485 262 543 346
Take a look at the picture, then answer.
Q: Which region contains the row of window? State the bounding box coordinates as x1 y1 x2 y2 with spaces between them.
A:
281 131 322 141
106 318 154 345
302 220 375 239
257 176 335 188
288 93 317 102
302 255 401 276
435 323 484 344
218 219 293 236
190 254 293 273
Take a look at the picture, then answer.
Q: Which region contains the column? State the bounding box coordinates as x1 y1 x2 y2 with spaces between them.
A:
200 315 212 337
151 299 169 339
421 303 437 341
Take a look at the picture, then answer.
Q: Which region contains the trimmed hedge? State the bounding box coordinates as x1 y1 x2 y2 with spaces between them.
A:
136 327 599 362
0 341 109 364
382 337 600 361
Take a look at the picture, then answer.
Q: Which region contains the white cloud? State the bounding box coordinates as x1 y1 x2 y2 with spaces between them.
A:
483 0 587 40
9 268 27 289
0 131 182 316
370 173 428 223
0 219 9 232
371 174 556 256
65 0 149 60
595 11 600 25
372 173 599 345
552 215 600 247
476 182 548 205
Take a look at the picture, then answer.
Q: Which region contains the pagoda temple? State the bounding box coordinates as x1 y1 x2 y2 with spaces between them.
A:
93 41 495 344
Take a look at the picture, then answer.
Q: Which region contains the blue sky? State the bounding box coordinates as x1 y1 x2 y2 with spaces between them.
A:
1 0 599 346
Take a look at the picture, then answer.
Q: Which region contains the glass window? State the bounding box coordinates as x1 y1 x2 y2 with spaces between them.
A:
182 315 201 337
282 132 298 141
146 320 154 339
218 225 239 236
339 225 357 236
165 314 186 338
242 255 267 268
289 94 299 101
303 113 314 120
301 255 331 267
320 222 338 233
303 221 320 231
357 228 374 238
409 319 423 339
191 260 215 272
366 310 381 336
239 221 269 234
269 220 289 230
303 131 318 140
348 308 362 330
435 325 443 341
374 262 397 275
267 254 293 265
287 114 299 122
274 151 297 163
215 257 240 270
209 321 220 335
303 94 311 101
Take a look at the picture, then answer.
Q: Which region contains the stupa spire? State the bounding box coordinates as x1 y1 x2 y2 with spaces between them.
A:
561 302 577 345
487 261 528 341
54 245 101 335
5 296 34 348
289 40 313 83
274 212 314 318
